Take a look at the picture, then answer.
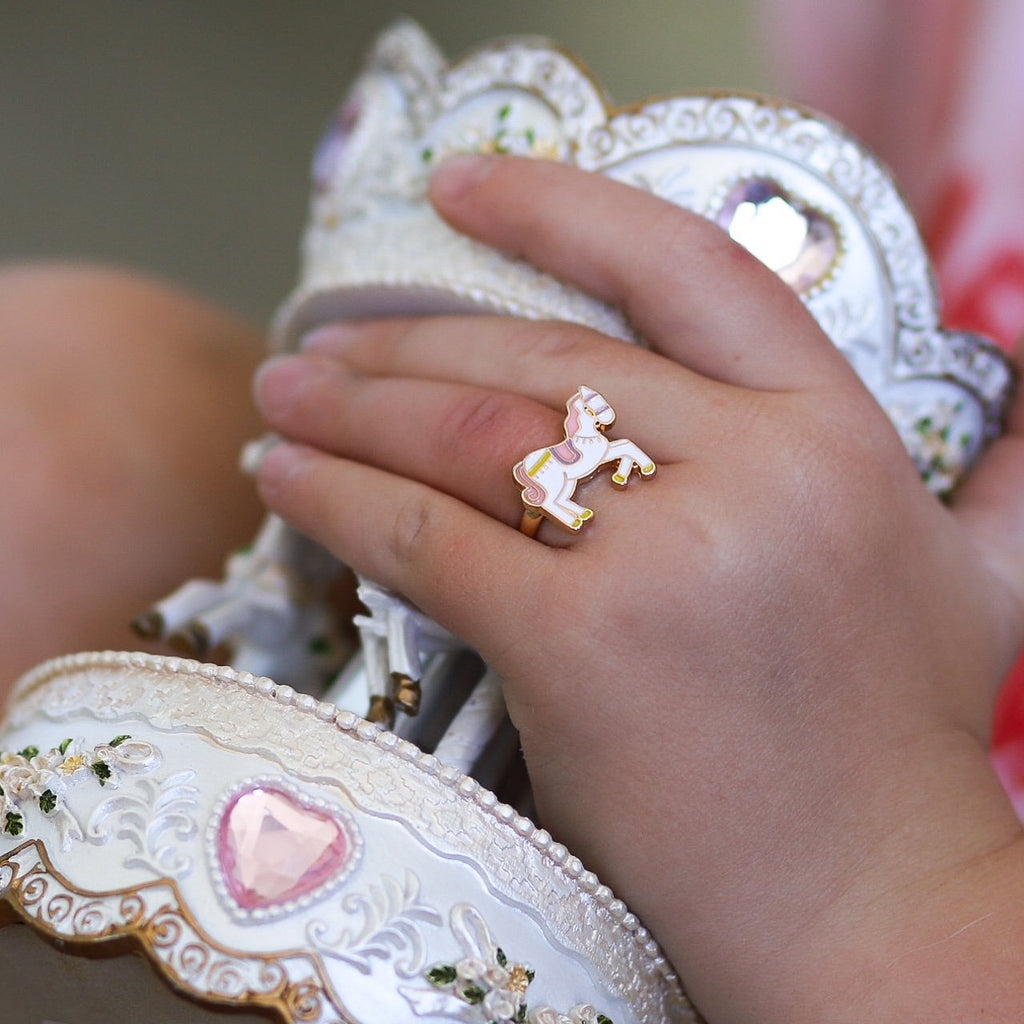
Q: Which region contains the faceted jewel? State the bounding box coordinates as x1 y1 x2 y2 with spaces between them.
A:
217 785 357 912
716 177 839 295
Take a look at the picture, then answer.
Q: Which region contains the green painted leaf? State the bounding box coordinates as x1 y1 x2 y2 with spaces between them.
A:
109 735 131 747
463 985 486 1005
39 790 57 814
426 964 457 987
18 746 39 760
4 812 23 836
58 738 73 755
91 761 112 785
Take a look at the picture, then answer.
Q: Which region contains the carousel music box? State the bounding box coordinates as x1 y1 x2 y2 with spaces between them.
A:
0 20 1011 1024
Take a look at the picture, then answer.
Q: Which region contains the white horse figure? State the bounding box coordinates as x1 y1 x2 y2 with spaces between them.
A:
513 386 656 531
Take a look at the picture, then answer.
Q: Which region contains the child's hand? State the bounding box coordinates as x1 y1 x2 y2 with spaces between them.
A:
255 155 1024 1022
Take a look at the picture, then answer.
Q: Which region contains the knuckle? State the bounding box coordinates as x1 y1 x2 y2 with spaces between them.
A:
773 397 912 559
439 390 525 459
388 492 437 568
657 209 717 266
385 317 426 358
660 209 764 290
518 320 595 364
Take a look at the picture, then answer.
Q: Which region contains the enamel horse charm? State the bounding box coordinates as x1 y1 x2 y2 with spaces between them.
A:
513 386 656 535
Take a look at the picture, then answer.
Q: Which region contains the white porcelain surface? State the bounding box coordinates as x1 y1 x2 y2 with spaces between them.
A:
0 652 695 1023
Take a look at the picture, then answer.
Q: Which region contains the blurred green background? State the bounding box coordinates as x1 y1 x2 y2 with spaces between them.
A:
2 2 766 324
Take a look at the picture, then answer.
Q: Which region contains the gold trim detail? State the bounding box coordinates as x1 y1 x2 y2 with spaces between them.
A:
0 840 353 1023
527 450 551 475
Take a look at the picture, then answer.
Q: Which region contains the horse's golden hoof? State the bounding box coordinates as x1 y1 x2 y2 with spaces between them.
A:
366 695 395 729
393 674 421 716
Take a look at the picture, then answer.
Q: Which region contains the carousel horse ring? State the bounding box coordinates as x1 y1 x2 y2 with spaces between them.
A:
514 386 657 537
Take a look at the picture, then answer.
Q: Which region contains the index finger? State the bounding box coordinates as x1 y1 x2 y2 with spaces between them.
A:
429 155 844 392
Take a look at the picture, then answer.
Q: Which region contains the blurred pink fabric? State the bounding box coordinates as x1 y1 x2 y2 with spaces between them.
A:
760 0 1024 809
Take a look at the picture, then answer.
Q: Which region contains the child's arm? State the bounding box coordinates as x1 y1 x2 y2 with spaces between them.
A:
0 263 265 686
254 154 1024 1023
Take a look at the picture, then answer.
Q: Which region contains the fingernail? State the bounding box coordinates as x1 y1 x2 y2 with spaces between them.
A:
429 153 498 203
300 321 368 353
256 441 310 494
252 354 314 416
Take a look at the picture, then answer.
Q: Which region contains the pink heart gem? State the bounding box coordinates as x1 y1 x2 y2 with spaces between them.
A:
218 786 353 910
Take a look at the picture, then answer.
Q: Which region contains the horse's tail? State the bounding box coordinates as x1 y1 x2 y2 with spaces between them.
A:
513 461 547 507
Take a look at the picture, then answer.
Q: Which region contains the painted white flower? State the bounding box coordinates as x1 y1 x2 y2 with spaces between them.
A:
481 963 511 990
52 739 90 775
24 745 79 798
404 905 611 1024
483 986 523 1021
455 956 488 984
527 1008 570 1024
0 761 35 800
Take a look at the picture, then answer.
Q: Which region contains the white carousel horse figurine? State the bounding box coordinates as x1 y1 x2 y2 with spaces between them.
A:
351 576 463 725
133 513 473 728
513 386 656 531
132 512 350 685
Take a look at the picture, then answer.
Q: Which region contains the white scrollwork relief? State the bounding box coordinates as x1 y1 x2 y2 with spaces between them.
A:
86 769 200 879
308 869 441 978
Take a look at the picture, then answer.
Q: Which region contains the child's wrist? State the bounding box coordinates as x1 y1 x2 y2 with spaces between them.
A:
777 730 1023 1022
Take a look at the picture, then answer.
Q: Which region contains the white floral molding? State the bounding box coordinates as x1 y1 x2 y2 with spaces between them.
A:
4 651 699 1024
0 733 161 851
402 904 616 1024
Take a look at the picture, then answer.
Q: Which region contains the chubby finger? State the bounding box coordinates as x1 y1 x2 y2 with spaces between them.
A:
301 313 719 421
255 354 571 526
255 442 549 651
429 154 844 391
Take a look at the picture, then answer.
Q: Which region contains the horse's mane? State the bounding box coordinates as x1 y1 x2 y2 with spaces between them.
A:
564 393 583 436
